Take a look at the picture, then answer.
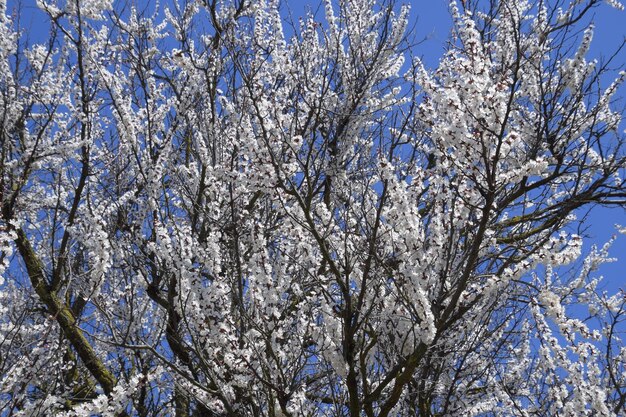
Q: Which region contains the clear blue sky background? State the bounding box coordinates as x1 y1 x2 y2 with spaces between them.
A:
7 0 626 292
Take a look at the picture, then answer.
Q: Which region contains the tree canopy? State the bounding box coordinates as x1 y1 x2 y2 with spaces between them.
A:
1 0 626 416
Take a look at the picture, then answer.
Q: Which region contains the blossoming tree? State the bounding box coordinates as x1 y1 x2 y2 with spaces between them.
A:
1 0 626 415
